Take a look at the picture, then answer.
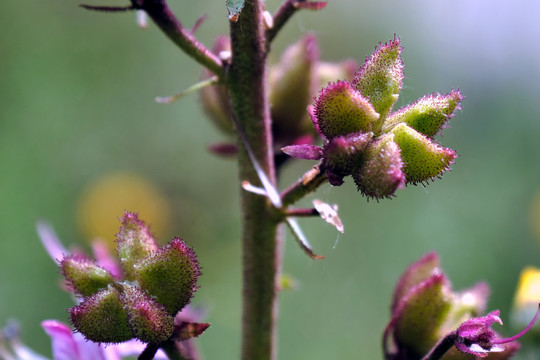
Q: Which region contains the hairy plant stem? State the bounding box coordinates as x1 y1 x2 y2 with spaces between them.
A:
227 1 282 359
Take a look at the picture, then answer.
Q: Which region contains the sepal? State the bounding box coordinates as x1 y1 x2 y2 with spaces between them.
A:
69 286 133 343
60 255 115 297
135 238 201 315
352 36 403 123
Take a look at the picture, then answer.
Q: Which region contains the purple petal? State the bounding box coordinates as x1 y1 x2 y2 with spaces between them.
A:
37 221 69 263
281 144 323 160
42 320 83 360
91 241 122 279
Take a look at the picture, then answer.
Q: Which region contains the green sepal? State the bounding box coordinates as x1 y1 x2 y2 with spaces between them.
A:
383 90 463 137
69 286 133 343
60 255 115 297
116 212 158 281
391 123 456 184
122 284 175 344
352 36 403 126
135 238 201 315
315 81 379 139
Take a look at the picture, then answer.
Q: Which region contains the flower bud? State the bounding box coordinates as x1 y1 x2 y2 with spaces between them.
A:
352 36 403 125
322 131 373 186
352 133 405 199
60 255 114 297
390 123 456 184
122 284 174 344
314 81 379 139
135 238 201 315
69 286 133 343
392 273 453 357
384 90 463 137
270 34 319 145
116 212 158 281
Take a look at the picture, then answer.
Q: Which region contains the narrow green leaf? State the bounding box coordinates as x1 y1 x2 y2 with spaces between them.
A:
226 0 245 22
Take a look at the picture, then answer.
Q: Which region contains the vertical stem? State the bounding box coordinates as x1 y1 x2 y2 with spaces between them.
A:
227 1 281 360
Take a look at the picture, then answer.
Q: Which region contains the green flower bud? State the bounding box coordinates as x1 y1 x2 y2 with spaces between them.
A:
122 284 174 344
391 123 456 184
352 133 405 199
269 34 319 144
393 274 453 358
135 238 201 315
315 81 379 139
383 90 463 137
116 212 158 281
60 255 114 297
69 286 133 343
352 36 403 126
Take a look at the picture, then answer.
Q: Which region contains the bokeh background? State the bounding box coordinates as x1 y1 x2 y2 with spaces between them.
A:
2 0 540 358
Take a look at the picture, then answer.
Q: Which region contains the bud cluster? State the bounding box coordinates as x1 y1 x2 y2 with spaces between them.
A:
283 36 462 199
60 212 201 344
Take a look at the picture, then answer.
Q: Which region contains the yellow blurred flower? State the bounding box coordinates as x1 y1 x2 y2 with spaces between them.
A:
512 267 540 339
77 172 171 250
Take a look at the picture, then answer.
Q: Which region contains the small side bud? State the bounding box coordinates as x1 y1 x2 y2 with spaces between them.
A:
60 255 114 297
352 134 405 199
122 284 174 344
391 123 457 184
135 238 201 315
116 212 158 281
315 81 379 139
69 286 133 343
199 36 234 134
384 90 463 137
352 36 403 124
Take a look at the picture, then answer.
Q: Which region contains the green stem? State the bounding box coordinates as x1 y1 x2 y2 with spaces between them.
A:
227 1 282 359
131 0 223 77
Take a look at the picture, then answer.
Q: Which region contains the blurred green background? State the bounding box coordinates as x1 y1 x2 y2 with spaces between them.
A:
2 0 540 358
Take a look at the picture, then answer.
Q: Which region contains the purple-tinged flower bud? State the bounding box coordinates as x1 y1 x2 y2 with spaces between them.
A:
135 238 201 315
391 123 457 184
121 284 174 344
69 286 133 343
392 273 453 357
60 255 114 297
314 81 379 139
352 36 403 125
391 252 441 312
352 134 405 199
270 34 319 145
116 211 158 281
384 90 463 137
322 131 373 186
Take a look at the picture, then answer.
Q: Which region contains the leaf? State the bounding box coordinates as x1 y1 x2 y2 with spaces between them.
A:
226 0 245 22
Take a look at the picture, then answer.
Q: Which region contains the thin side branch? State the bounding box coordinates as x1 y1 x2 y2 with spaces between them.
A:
130 0 223 76
266 0 307 45
281 165 328 206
